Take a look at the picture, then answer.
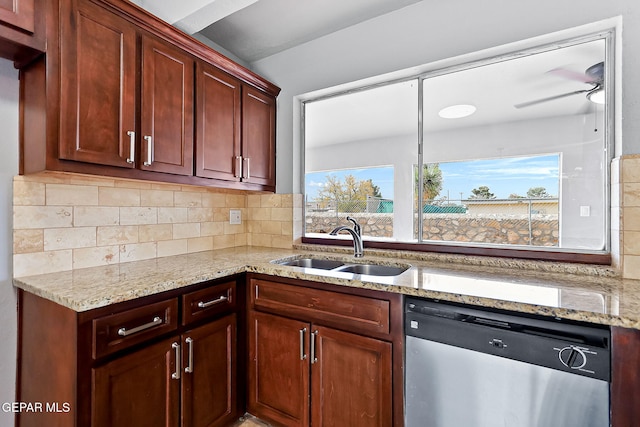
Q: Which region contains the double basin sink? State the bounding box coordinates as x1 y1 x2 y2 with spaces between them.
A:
273 256 410 277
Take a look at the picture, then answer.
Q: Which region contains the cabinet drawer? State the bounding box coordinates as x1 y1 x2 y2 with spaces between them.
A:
251 279 390 335
182 281 236 325
93 299 178 359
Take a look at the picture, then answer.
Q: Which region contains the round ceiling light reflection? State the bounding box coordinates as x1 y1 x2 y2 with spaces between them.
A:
438 104 477 119
587 88 605 105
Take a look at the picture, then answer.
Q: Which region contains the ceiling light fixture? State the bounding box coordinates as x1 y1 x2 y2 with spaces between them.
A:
438 104 477 119
587 87 605 105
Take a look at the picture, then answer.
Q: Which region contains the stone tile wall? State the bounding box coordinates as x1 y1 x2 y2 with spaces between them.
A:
13 172 301 277
246 194 303 249
620 155 640 279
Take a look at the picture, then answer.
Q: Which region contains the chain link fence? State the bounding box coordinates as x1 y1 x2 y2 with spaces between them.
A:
305 196 394 237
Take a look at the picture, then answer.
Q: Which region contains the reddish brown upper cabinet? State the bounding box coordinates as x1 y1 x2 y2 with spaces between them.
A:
195 62 276 188
0 0 44 66
58 0 137 169
20 0 279 191
241 87 276 187
195 62 242 181
57 0 194 176
140 35 194 176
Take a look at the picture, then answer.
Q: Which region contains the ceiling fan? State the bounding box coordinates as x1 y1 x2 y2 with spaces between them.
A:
515 62 604 109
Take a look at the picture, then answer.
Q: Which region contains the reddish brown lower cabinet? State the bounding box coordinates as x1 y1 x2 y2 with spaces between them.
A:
248 311 310 427
311 326 392 426
182 315 238 427
247 274 403 427
16 278 242 427
92 337 180 427
611 326 640 427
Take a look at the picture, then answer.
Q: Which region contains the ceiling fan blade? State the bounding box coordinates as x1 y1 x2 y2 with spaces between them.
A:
547 67 593 83
514 89 590 109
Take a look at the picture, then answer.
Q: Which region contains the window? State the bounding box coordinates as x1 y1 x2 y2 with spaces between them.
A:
303 33 612 262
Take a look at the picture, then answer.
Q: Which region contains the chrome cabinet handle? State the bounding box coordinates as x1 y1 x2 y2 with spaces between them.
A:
171 342 181 379
243 157 251 180
235 156 243 179
184 337 194 373
197 295 228 308
126 131 135 164
143 135 153 166
310 330 318 364
117 316 162 337
300 328 307 361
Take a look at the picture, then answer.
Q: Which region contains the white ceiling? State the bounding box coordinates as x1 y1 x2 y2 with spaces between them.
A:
132 0 423 63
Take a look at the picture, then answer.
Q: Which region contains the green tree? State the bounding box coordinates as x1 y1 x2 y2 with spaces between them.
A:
508 193 525 199
469 185 495 199
415 164 443 203
527 187 552 198
318 174 382 212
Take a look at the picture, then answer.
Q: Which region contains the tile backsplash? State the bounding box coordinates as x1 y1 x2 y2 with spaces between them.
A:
620 155 640 279
13 172 301 277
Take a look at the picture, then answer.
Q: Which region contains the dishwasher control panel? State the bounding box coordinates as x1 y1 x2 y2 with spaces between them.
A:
405 298 611 382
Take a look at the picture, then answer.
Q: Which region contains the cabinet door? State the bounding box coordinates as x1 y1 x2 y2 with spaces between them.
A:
92 337 180 427
311 325 393 427
59 0 136 168
182 314 238 427
0 0 34 33
195 62 241 181
241 87 276 187
140 35 194 176
248 311 310 427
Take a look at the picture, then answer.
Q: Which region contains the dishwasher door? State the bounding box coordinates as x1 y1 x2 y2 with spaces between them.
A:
406 336 609 427
405 299 610 427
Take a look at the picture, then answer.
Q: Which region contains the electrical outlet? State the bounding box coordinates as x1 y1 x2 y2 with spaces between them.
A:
229 209 242 225
580 206 590 217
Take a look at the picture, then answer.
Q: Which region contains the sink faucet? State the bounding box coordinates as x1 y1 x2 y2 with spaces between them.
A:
330 216 364 258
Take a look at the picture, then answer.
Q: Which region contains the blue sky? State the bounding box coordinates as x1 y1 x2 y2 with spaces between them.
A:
305 154 559 201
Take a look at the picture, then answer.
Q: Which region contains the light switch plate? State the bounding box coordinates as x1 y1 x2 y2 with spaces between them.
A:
580 205 590 217
229 209 242 225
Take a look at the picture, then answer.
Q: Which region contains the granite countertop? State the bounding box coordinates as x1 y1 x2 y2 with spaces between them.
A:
12 245 640 329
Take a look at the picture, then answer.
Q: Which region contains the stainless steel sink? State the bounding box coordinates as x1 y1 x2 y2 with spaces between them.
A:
273 256 410 277
334 263 409 276
275 258 345 270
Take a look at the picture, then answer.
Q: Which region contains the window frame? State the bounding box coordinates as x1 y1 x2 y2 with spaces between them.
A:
301 30 615 265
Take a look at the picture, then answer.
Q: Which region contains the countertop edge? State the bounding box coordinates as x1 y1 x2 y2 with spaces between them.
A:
12 247 640 329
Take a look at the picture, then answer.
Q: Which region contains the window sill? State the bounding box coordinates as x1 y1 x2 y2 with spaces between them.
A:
301 236 612 266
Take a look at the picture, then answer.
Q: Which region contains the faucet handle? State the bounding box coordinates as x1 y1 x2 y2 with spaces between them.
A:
346 216 361 236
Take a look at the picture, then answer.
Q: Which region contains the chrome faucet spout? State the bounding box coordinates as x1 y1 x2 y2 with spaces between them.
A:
329 218 364 258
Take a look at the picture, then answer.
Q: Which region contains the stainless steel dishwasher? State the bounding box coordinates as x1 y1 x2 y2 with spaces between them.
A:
405 298 610 427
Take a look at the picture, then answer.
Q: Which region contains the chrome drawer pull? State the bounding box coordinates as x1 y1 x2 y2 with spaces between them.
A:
126 131 135 164
197 295 228 308
235 156 243 179
300 328 307 361
171 342 181 380
185 337 194 373
310 330 318 364
143 135 153 166
117 316 162 337
243 157 251 180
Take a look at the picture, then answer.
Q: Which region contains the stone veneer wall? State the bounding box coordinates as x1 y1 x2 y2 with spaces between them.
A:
305 212 558 246
13 172 301 277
